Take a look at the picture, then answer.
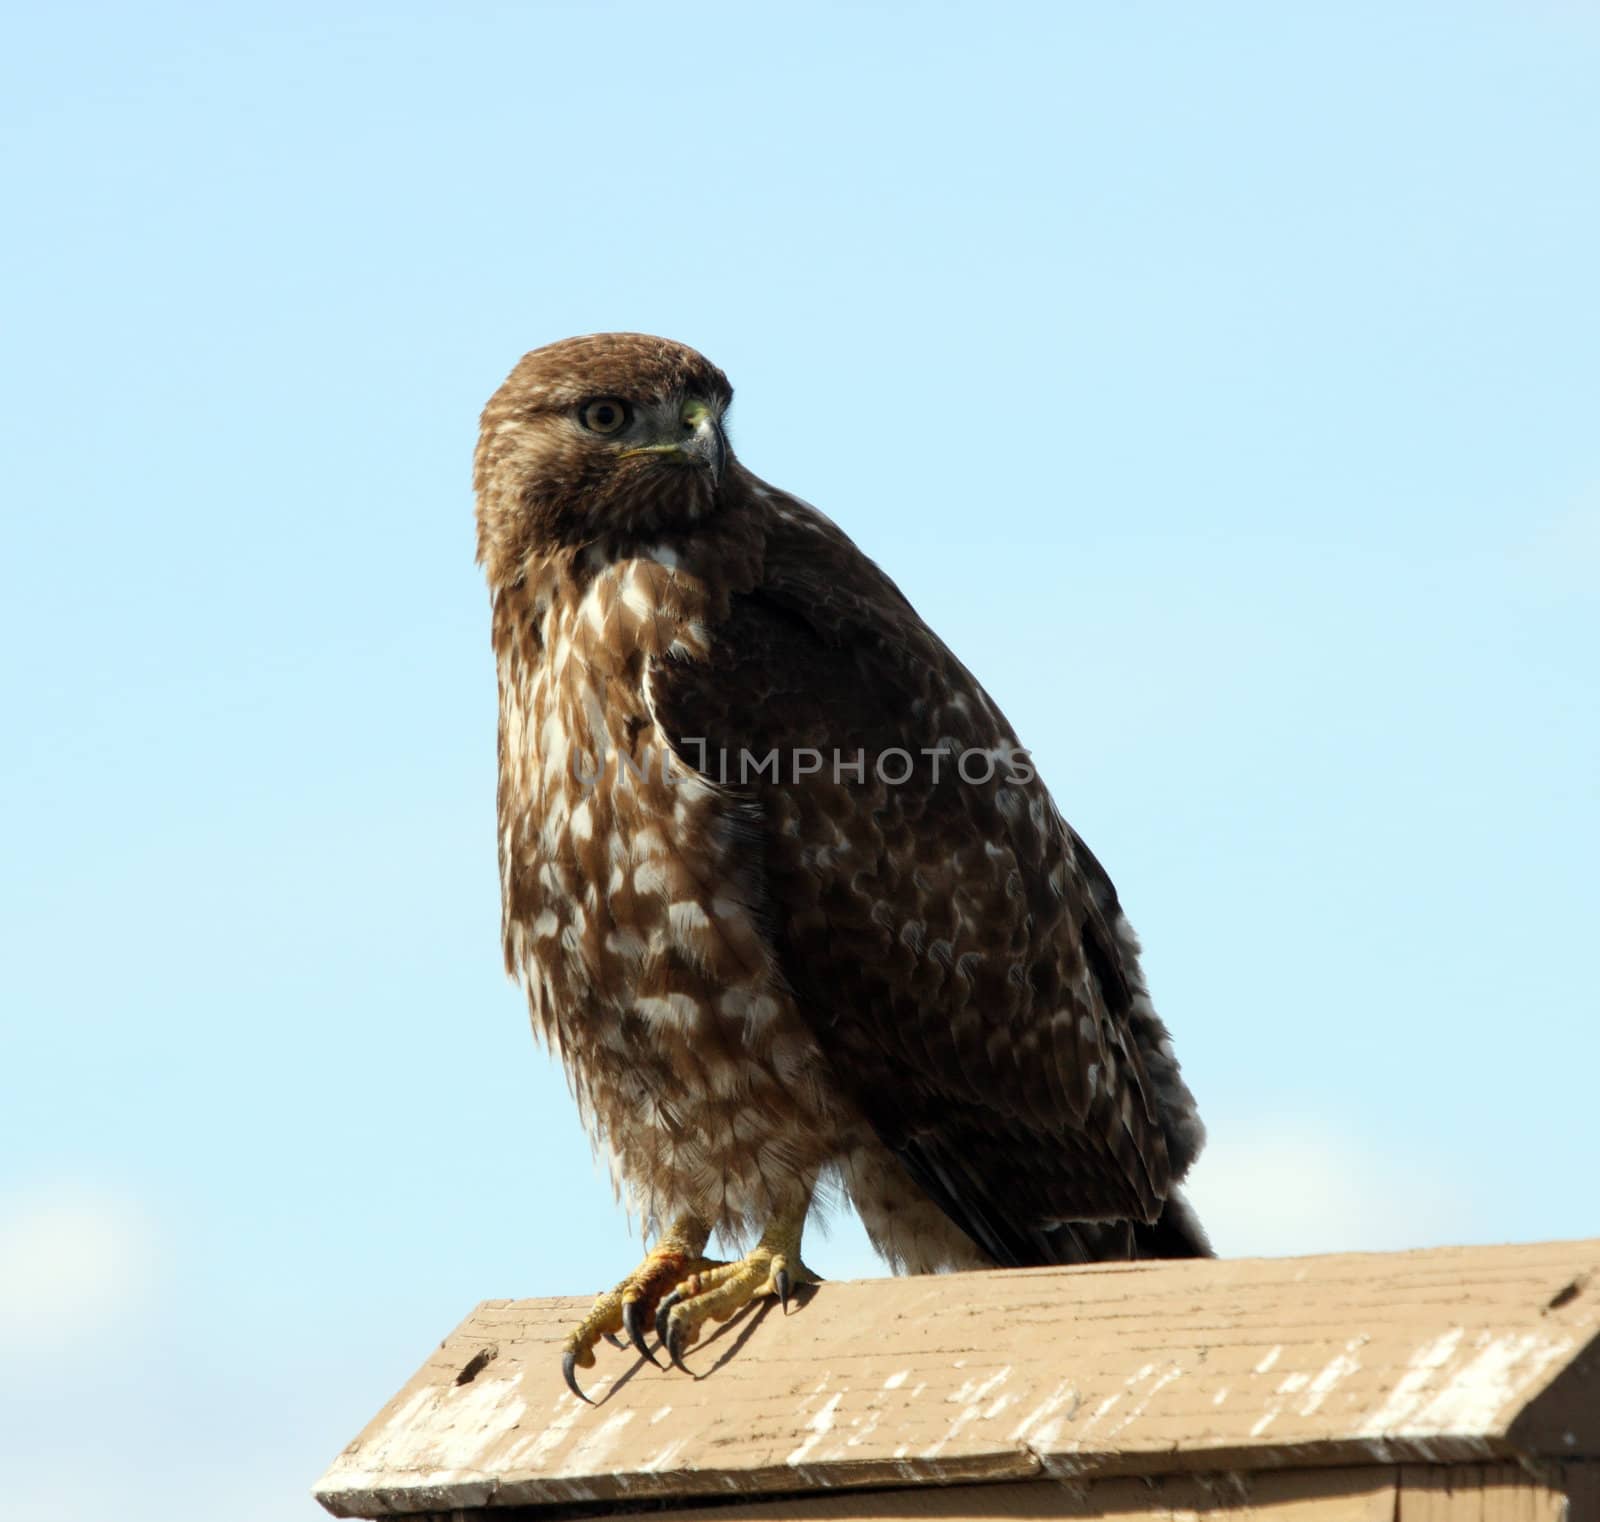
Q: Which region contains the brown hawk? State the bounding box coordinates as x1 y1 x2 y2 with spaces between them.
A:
474 333 1209 1399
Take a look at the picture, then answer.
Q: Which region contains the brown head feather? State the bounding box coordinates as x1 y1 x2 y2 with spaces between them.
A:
474 333 734 582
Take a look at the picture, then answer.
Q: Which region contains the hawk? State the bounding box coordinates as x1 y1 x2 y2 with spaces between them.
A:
474 334 1209 1400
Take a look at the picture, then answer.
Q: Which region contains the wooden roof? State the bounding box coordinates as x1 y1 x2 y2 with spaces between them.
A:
314 1238 1600 1518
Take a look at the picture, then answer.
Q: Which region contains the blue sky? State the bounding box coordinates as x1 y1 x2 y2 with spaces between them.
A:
2 3 1596 1518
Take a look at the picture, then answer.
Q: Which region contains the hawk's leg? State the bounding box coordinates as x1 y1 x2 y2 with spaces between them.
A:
653 1193 821 1369
562 1213 720 1402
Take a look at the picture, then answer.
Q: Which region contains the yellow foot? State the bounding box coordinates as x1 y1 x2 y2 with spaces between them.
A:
653 1233 821 1369
562 1222 717 1402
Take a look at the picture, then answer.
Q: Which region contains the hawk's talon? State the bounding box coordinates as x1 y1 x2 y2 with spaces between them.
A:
666 1316 691 1371
562 1349 596 1405
653 1219 819 1366
622 1298 661 1365
555 1217 719 1395
654 1286 685 1350
558 1211 813 1387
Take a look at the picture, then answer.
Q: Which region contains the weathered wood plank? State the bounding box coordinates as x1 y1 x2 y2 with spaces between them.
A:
661 1466 1399 1520
1396 1462 1570 1519
402 1465 1600 1520
314 1239 1600 1518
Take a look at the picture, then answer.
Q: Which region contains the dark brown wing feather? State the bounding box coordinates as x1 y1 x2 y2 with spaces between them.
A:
650 493 1191 1265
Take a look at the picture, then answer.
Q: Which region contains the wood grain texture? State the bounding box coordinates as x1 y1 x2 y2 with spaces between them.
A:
397 1466 1600 1521
660 1467 1400 1520
1395 1463 1570 1520
314 1240 1600 1518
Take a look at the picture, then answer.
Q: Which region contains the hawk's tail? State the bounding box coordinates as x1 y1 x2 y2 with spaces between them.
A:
1037 1189 1213 1265
1131 1189 1213 1259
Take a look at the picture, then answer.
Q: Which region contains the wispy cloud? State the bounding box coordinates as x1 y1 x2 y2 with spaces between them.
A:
1184 1119 1467 1260
0 1186 158 1353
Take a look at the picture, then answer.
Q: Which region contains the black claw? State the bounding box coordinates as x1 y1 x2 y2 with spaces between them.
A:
654 1288 684 1350
602 1330 625 1350
562 1351 595 1405
775 1266 791 1313
622 1299 661 1366
666 1318 691 1372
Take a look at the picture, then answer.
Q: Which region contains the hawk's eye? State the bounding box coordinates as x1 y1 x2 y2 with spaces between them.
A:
579 398 631 435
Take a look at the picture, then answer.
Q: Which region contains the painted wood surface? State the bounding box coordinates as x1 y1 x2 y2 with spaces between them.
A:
315 1239 1600 1518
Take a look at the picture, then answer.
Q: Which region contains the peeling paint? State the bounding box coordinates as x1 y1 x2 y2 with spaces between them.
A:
1300 1342 1364 1417
1029 1417 1066 1450
946 1365 1010 1406
1361 1328 1575 1437
1357 1327 1465 1436
1071 1391 1122 1440
565 1409 633 1474
1106 1363 1184 1439
504 1383 584 1469
919 1401 980 1459
785 1392 842 1466
639 1437 686 1473
920 1364 1014 1457
318 1374 532 1502
315 1238 1600 1518
1006 1378 1077 1442
843 1407 882 1450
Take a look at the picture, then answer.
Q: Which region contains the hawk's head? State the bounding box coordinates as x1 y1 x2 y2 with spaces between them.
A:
475 333 734 584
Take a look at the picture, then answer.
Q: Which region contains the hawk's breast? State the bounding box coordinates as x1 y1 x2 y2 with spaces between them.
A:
492 548 851 1233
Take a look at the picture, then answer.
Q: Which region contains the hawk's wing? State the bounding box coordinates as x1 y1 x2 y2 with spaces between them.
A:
648 496 1199 1266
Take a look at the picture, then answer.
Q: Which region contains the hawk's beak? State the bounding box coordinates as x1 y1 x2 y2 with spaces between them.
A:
682 410 728 485
619 401 727 486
